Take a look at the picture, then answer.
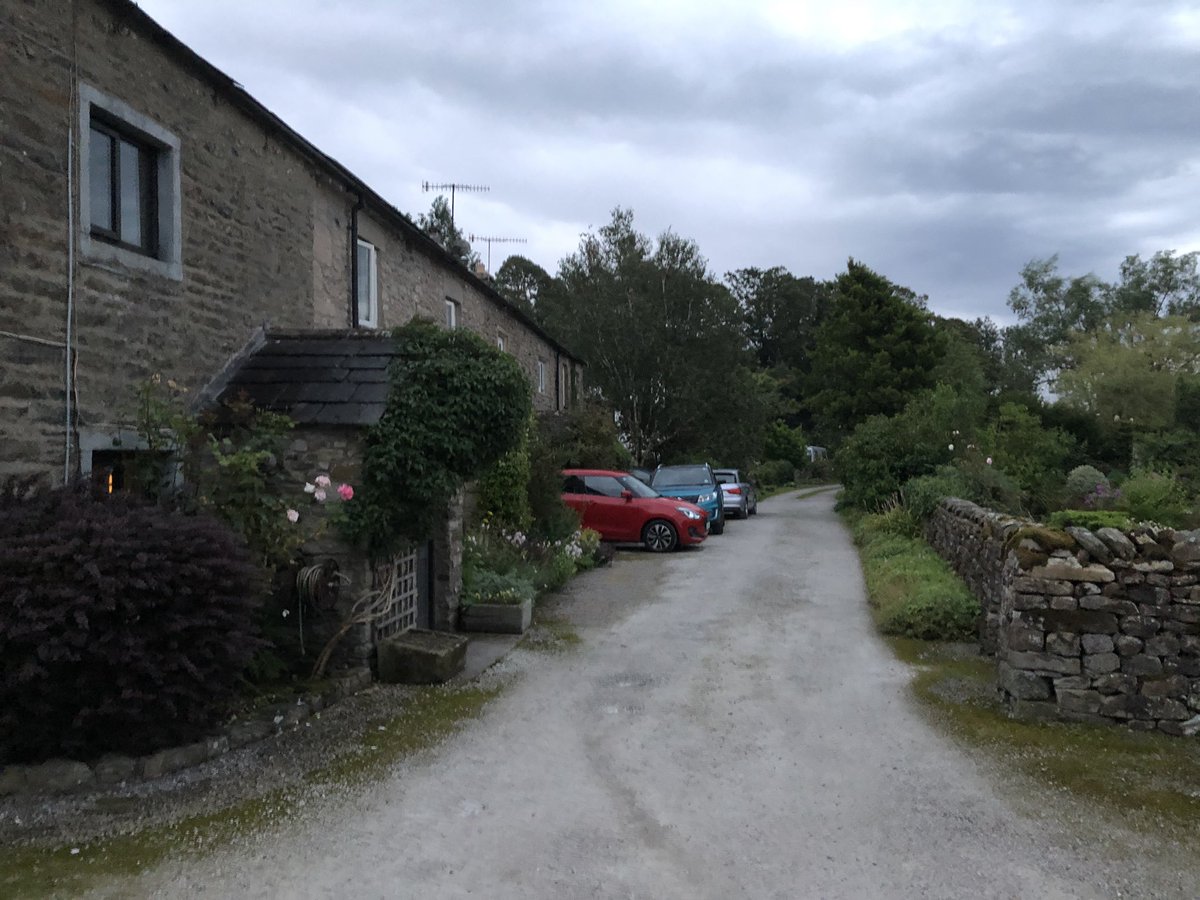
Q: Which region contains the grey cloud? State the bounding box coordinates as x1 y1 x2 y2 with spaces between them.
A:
136 0 1200 318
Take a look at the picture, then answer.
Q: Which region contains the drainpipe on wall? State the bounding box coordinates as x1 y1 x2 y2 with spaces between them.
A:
64 9 80 482
349 193 364 327
554 351 561 410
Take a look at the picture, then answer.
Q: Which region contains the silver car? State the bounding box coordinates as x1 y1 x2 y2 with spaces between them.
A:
713 468 757 519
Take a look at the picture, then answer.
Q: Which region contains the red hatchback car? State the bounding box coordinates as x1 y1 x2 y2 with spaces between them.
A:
561 469 708 552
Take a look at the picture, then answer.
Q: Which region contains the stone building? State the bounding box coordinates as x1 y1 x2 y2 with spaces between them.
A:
1 0 582 488
1 0 582 651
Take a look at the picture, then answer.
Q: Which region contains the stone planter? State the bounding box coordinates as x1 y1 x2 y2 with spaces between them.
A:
459 598 533 634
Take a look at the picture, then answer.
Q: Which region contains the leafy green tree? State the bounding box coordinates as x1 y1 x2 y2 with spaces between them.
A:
835 383 984 509
1005 250 1200 388
763 420 809 470
538 208 748 464
1054 314 1199 432
979 402 1076 510
493 254 557 317
806 260 946 440
726 266 832 372
416 195 480 268
1107 251 1200 319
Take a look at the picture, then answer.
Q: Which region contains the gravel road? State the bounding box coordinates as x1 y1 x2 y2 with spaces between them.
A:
118 489 1198 899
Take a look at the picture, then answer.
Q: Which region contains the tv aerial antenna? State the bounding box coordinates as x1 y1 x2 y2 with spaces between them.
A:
468 235 528 273
420 181 489 228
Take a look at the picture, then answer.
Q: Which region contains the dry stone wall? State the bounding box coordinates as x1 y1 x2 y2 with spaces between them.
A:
927 499 1200 736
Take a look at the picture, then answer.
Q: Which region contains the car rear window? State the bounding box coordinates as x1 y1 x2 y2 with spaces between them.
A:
714 472 737 484
652 466 712 487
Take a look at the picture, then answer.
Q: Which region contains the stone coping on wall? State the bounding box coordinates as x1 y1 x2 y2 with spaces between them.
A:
928 498 1200 736
0 668 373 798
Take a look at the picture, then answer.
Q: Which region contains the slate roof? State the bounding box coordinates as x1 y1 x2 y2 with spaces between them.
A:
218 331 396 427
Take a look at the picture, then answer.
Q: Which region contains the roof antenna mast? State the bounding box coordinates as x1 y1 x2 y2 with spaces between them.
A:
468 235 528 273
420 180 489 229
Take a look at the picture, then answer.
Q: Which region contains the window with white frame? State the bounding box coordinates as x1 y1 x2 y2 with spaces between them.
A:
445 298 460 329
496 331 507 352
559 361 570 408
79 84 181 279
536 359 546 393
356 239 378 328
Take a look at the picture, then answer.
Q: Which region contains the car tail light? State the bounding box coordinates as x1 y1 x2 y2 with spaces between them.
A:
727 487 742 495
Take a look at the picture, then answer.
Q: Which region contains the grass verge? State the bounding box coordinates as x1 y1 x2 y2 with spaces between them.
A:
0 680 505 899
844 508 978 640
843 507 1200 850
895 639 1200 848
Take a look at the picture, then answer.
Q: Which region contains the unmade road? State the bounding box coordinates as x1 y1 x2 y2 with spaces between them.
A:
124 490 1197 899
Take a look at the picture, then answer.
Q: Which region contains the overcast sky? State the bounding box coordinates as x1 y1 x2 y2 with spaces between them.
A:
137 0 1200 322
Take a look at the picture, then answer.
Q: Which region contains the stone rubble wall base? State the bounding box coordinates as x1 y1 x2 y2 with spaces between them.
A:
928 498 1200 737
0 668 373 799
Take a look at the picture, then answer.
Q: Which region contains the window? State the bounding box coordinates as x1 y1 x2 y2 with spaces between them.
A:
583 475 624 497
496 331 507 352
88 119 157 254
79 84 181 279
559 361 570 408
536 359 547 393
562 474 587 494
445 298 460 329
91 449 174 497
356 239 378 328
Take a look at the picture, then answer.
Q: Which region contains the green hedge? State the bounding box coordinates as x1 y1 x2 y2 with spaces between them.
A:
848 509 979 641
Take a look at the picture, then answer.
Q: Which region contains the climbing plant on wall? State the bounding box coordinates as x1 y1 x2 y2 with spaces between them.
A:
342 319 532 556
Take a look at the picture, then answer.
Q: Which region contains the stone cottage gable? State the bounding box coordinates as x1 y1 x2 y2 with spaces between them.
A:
0 0 582 486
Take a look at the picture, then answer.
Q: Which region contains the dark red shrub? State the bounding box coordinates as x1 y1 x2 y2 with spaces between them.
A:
0 482 263 763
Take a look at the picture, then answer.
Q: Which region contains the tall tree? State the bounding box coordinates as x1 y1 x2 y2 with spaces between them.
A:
493 254 556 318
806 259 945 440
1107 251 1200 319
415 195 479 268
725 266 832 372
539 208 750 465
1004 255 1108 388
1005 249 1200 388
1054 314 1200 431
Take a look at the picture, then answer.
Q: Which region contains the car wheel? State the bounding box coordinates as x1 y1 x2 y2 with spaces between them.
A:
710 517 725 535
642 519 679 552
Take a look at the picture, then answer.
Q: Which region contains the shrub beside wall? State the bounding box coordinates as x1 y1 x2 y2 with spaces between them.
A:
0 484 263 763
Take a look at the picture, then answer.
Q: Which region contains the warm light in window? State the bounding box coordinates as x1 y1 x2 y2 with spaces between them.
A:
106 472 114 494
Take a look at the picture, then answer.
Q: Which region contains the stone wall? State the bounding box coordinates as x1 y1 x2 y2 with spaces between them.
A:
925 499 1023 654
928 499 1200 736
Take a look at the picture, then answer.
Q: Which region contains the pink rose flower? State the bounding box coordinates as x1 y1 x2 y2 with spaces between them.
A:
286 509 300 523
314 488 327 502
337 483 354 501
314 474 332 488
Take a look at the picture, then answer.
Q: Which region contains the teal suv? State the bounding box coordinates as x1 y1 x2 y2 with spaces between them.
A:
650 464 725 535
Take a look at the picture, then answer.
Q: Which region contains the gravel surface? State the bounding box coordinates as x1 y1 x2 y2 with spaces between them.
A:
27 490 1200 897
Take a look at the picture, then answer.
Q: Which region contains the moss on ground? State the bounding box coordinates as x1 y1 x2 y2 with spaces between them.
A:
893 638 1200 849
0 681 504 899
522 615 583 653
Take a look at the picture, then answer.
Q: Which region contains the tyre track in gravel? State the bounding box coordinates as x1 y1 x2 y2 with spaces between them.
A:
115 489 1199 899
